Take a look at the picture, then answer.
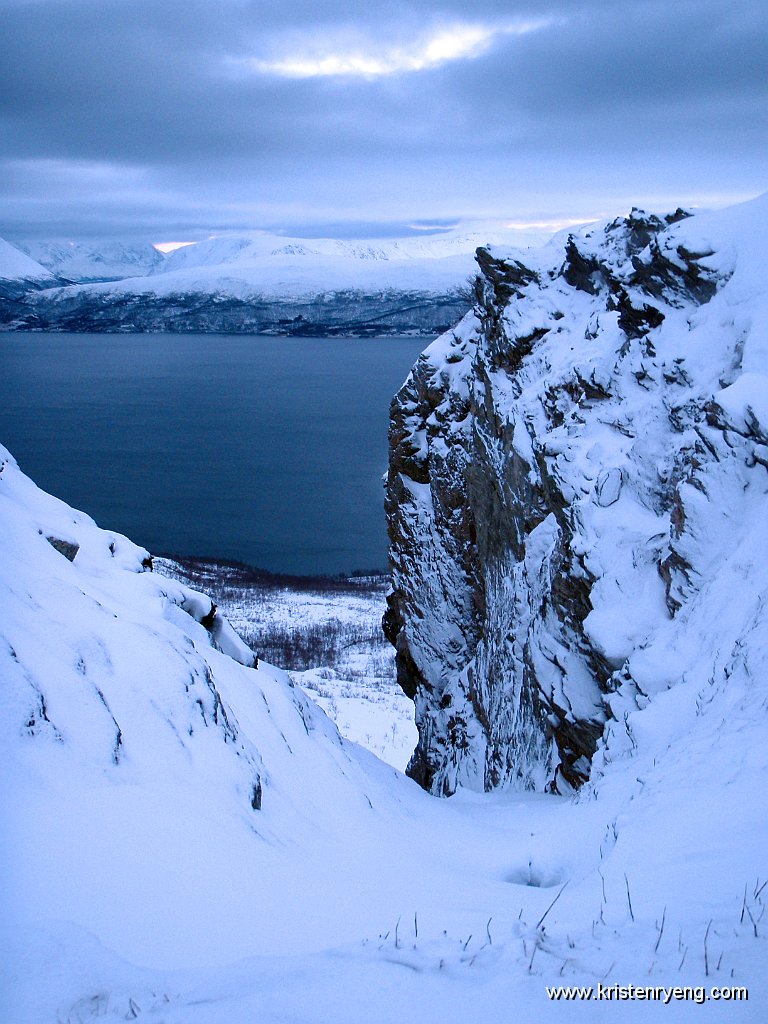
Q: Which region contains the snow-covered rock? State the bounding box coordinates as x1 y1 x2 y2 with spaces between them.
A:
385 194 768 795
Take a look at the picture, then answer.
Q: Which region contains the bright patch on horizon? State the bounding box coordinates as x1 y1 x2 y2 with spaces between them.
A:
407 221 460 232
240 20 552 79
504 217 597 232
154 241 196 254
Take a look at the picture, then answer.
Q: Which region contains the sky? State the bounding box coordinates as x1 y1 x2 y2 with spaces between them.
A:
0 0 766 244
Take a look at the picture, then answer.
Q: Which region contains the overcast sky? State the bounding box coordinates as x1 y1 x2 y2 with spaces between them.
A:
1 0 765 243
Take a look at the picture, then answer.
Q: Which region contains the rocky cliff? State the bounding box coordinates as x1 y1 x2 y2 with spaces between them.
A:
385 195 768 795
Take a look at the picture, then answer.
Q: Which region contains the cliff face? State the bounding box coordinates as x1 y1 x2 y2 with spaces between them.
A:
385 195 768 795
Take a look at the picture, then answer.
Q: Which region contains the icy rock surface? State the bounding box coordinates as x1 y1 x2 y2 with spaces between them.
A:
385 194 768 795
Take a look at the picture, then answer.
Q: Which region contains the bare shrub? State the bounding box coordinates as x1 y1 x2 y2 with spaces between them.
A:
245 617 387 672
155 555 393 676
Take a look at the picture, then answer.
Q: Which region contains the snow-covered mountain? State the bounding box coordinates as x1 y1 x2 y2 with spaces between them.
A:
385 193 768 798
15 239 165 283
0 236 58 299
0 226 548 336
154 225 550 273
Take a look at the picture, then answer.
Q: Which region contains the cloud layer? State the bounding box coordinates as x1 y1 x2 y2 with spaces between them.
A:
0 0 765 240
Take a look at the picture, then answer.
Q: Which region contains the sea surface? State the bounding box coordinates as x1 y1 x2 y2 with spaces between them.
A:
0 332 430 574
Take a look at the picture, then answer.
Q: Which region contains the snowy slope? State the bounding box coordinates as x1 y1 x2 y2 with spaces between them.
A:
0 443 433 974
154 225 550 273
27 220 542 300
95 224 550 296
0 236 57 297
5 252 474 335
60 249 476 299
2 432 768 1021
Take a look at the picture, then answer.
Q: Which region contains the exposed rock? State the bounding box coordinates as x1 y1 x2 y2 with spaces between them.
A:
629 238 719 305
251 777 263 810
610 287 665 340
46 536 80 561
594 468 622 507
560 237 607 294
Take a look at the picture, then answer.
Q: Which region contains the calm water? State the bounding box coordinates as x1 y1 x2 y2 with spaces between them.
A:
0 333 428 574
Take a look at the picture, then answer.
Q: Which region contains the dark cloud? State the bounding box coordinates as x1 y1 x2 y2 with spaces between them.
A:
0 0 765 240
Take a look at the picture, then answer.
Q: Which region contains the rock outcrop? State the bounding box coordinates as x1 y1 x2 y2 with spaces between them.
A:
385 195 768 795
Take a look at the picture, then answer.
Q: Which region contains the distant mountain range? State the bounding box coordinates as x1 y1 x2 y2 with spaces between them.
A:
16 238 165 283
0 226 551 336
